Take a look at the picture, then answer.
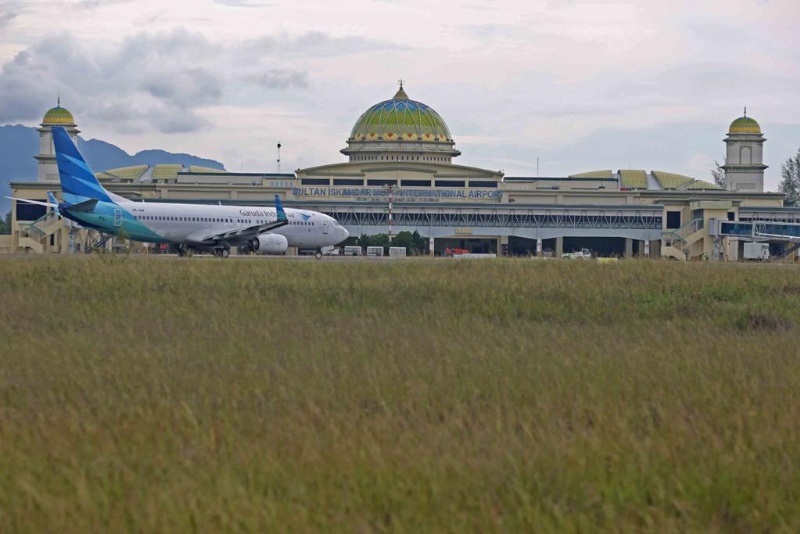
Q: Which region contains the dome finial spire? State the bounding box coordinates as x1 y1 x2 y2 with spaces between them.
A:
57 95 60 108
743 106 747 117
393 79 409 100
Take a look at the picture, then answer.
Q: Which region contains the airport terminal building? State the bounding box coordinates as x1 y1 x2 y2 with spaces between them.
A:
6 85 800 260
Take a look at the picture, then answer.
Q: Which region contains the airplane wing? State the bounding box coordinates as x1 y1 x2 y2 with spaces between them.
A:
192 195 290 244
755 232 800 243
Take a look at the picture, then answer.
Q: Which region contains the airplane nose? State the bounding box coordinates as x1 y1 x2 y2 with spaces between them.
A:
341 226 350 240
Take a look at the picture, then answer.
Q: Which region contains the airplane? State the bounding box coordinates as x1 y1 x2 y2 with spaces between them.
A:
46 191 60 216
10 126 349 258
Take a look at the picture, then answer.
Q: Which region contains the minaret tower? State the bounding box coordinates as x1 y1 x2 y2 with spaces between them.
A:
722 108 767 192
35 99 80 182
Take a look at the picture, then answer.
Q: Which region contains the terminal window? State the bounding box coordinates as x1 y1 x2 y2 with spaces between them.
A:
666 211 681 229
16 202 46 221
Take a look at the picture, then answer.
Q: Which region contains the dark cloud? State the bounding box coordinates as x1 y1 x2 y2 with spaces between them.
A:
114 28 220 69
0 46 70 123
244 69 309 89
0 26 402 134
145 108 210 134
0 29 225 133
140 68 224 106
0 6 18 29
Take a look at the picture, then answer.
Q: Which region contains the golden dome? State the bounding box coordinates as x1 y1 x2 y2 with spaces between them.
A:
42 106 75 125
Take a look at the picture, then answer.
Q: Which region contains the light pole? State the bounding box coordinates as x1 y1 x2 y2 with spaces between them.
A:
383 184 398 244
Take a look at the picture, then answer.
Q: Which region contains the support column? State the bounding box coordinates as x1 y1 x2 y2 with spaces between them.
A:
625 238 633 259
429 237 435 257
536 238 542 257
500 235 508 256
555 236 563 257
644 240 650 257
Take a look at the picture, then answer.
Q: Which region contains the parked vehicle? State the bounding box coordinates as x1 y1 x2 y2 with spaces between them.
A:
562 248 592 259
743 242 770 261
344 245 363 256
366 246 384 256
321 246 340 256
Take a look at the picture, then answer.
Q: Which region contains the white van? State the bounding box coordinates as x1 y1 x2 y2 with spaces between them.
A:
343 246 363 256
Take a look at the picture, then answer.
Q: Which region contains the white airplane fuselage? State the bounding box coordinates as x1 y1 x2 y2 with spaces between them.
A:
108 201 349 248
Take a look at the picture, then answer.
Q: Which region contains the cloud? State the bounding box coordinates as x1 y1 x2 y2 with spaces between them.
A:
0 49 63 122
145 107 210 134
243 69 309 89
0 29 225 132
242 31 403 59
0 10 17 29
140 68 224 107
213 0 272 6
0 24 393 127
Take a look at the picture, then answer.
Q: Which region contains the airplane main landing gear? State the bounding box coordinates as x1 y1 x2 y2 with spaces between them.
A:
213 247 230 258
177 244 194 257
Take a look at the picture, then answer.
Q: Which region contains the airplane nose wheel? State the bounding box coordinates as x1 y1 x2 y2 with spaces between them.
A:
315 250 322 260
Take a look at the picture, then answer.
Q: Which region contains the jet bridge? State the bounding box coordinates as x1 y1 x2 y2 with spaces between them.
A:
715 219 800 260
716 220 800 241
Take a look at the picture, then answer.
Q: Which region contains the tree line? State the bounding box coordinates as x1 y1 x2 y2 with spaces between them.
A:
354 230 429 256
0 212 10 234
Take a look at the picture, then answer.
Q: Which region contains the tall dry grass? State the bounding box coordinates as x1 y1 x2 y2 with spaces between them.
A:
1 256 799 532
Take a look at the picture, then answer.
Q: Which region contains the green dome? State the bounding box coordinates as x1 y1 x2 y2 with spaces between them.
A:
42 106 75 125
349 86 453 143
729 115 761 134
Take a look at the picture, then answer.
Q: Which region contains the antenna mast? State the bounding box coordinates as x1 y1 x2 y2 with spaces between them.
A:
277 142 282 173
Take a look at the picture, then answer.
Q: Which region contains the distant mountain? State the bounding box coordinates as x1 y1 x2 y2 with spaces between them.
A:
79 139 226 171
0 124 226 215
0 125 40 187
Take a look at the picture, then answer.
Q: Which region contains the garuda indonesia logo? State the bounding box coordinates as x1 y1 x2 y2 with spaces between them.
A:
299 213 311 221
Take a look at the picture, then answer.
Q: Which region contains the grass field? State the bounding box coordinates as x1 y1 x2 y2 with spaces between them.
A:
2 256 800 532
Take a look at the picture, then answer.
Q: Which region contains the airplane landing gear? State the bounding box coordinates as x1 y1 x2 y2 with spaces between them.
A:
177 244 194 257
213 247 230 258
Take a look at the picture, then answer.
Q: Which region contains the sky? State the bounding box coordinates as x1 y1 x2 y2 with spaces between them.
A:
0 0 798 190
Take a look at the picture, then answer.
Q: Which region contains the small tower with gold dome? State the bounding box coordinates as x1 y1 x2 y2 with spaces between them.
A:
722 108 767 192
35 100 80 182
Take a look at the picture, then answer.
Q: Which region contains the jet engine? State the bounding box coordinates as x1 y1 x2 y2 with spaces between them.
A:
251 233 289 254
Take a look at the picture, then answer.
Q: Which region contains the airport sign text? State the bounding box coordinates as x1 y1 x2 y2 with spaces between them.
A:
292 187 503 203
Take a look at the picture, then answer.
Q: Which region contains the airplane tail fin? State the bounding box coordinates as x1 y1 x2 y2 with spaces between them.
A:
52 126 114 204
274 194 288 223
